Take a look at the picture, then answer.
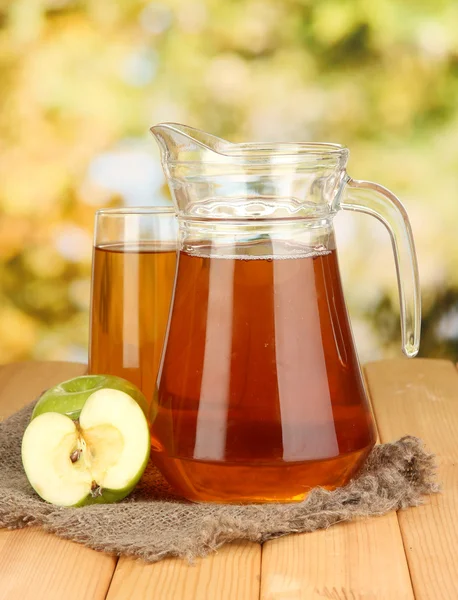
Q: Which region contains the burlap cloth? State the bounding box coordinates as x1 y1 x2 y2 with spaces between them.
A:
0 402 439 563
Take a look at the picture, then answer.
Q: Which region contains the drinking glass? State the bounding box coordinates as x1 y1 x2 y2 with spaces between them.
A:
89 207 177 407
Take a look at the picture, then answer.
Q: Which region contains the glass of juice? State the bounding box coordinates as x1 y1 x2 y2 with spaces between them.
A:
89 207 177 407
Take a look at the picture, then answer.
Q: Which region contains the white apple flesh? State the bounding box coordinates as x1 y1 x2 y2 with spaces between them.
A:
22 388 150 507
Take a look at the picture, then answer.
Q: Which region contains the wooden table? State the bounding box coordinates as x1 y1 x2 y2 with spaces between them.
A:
0 359 456 600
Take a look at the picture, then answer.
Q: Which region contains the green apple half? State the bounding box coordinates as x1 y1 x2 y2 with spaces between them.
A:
32 374 148 421
22 388 150 507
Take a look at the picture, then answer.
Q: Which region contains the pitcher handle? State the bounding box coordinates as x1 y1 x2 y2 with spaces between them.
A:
341 177 421 358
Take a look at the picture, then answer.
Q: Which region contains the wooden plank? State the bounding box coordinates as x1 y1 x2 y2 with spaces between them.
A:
106 541 261 600
0 360 87 419
0 361 117 600
0 528 115 600
365 358 458 600
261 514 414 600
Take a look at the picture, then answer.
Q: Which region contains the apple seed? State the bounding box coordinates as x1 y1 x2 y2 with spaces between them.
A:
70 449 82 463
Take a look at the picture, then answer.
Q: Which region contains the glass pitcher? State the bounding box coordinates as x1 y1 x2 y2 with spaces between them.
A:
149 123 421 503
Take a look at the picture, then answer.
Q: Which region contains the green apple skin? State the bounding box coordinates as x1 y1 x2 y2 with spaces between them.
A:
31 374 148 421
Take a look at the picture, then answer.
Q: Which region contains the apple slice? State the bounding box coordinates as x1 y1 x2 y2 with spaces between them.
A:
22 388 150 507
31 374 148 421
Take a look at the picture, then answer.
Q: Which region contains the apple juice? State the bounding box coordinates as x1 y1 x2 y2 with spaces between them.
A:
150 244 376 503
89 242 177 406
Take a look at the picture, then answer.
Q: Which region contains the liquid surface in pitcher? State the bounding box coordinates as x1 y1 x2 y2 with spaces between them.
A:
150 241 375 503
89 242 176 405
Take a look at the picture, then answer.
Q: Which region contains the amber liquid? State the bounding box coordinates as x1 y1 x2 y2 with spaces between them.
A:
150 242 375 503
89 242 177 406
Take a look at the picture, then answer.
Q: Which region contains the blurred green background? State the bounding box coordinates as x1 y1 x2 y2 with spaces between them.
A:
0 0 457 364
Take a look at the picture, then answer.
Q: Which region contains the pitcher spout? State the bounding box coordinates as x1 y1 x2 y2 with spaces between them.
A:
150 122 231 163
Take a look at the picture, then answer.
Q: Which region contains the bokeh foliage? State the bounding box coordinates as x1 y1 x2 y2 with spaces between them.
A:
0 0 457 362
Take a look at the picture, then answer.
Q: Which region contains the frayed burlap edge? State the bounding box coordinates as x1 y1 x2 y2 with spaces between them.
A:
0 402 439 563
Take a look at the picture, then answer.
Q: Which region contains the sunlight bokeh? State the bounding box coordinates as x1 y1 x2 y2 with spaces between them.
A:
1 0 457 363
